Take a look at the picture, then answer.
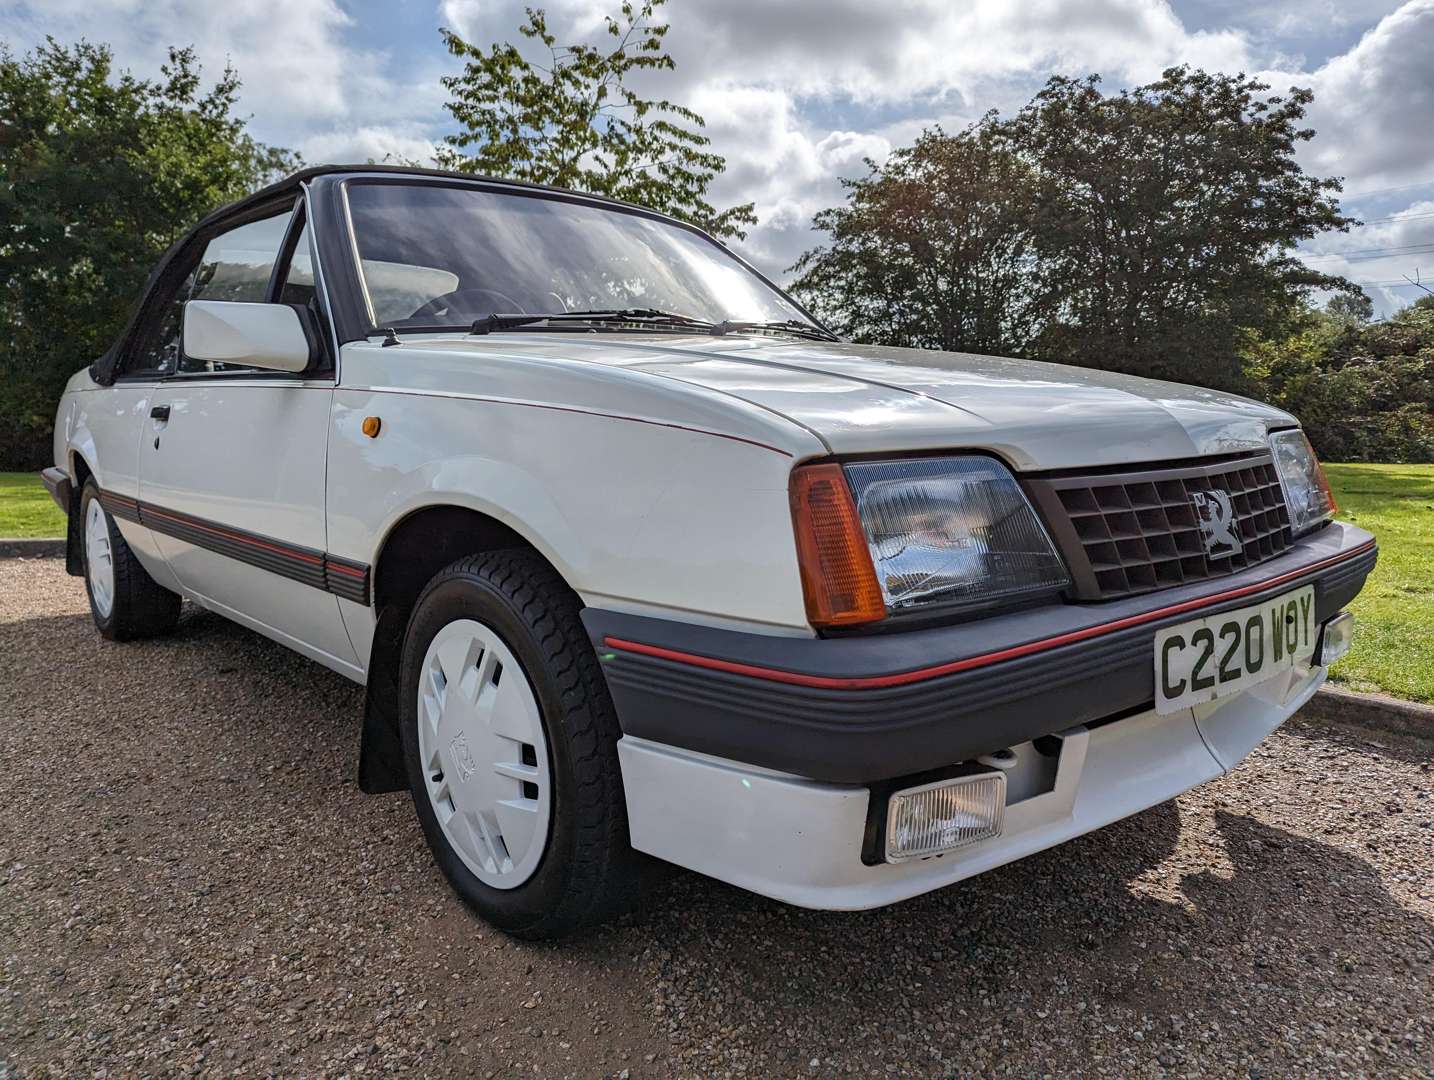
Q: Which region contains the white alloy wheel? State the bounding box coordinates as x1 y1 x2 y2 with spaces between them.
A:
85 497 116 619
417 618 553 889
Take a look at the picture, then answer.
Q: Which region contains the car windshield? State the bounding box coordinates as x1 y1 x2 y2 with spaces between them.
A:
344 181 816 332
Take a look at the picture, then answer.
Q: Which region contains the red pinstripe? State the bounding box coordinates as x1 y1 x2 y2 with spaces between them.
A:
603 539 1376 691
346 386 794 457
143 507 324 565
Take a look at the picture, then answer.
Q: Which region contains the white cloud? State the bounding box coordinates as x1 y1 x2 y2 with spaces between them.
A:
681 85 890 272
1271 0 1434 192
4 0 356 122
299 127 440 167
657 0 1254 104
0 0 449 163
1297 200 1434 311
437 0 482 37
660 0 1256 276
6 0 1432 303
700 0 1432 280
439 0 614 47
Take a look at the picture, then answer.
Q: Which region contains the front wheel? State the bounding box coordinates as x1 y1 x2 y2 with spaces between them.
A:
398 549 637 938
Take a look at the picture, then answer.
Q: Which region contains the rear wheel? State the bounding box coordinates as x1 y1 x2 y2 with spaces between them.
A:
398 549 637 939
79 481 181 641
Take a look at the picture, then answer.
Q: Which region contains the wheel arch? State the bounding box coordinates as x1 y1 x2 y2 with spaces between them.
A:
357 502 577 794
63 451 96 576
371 503 545 618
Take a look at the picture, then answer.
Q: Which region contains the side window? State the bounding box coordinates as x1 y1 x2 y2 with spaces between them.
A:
124 264 198 377
278 217 315 307
179 208 294 373
272 211 332 373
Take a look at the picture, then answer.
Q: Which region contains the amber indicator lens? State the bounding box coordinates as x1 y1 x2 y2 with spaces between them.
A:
361 416 382 438
789 463 885 627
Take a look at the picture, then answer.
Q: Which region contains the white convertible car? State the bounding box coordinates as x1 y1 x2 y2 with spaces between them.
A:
43 166 1376 938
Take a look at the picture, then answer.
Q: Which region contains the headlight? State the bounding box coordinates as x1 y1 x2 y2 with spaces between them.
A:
790 456 1068 627
1269 430 1336 536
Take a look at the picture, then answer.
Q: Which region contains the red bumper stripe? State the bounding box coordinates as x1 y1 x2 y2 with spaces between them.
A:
603 539 1376 691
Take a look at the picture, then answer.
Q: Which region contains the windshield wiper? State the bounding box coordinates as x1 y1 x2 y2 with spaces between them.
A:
469 308 717 335
709 319 839 342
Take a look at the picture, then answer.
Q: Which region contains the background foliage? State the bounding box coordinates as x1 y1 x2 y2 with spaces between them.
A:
0 39 297 470
1 25 1428 468
1251 294 1434 462
789 124 1042 354
1011 69 1353 390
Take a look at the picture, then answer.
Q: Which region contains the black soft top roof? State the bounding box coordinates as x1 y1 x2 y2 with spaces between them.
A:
89 165 678 385
189 163 663 236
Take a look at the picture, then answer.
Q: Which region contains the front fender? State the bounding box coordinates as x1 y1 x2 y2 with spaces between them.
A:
324 385 814 635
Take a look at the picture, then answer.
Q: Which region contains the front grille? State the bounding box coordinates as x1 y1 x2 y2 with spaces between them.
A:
1025 453 1293 600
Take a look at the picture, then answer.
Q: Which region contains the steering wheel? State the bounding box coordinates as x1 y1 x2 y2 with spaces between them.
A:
410 287 527 321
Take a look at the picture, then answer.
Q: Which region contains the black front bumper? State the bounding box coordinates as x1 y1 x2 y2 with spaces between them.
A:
584 522 1377 784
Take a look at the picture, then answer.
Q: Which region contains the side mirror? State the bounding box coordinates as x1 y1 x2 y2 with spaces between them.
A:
181 300 321 374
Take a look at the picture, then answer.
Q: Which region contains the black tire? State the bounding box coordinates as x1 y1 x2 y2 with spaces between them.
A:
398 549 638 939
79 481 182 641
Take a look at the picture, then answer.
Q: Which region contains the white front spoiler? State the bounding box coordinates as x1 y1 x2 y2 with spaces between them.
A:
617 659 1325 910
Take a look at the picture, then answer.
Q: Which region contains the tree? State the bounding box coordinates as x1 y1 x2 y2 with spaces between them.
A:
789 123 1041 354
437 0 755 239
792 67 1359 395
0 39 297 469
1247 302 1434 463
1010 67 1356 392
1326 290 1374 324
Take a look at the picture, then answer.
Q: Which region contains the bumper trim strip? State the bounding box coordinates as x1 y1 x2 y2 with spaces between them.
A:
604 538 1377 691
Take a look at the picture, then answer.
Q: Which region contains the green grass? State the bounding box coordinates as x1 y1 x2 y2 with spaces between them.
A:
0 471 67 539
3 461 1429 700
1323 463 1434 704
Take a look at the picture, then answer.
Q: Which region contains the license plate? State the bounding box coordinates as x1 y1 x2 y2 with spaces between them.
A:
1154 585 1316 714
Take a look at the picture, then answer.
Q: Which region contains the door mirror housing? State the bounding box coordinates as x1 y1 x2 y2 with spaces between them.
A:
181 300 321 374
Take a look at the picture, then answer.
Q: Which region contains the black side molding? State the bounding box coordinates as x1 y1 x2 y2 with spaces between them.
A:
90 484 372 605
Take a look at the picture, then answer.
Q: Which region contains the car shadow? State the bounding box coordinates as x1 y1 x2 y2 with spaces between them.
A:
622 798 1432 1071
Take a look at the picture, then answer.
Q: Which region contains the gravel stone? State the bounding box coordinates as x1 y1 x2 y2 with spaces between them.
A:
1 558 1431 1077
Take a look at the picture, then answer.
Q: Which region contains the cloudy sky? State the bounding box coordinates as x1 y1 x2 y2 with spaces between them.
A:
5 0 1433 311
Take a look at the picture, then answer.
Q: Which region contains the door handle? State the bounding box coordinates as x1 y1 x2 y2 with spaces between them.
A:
150 404 171 421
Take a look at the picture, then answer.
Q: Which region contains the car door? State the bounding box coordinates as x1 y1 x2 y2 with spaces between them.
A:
139 200 359 672
72 267 194 595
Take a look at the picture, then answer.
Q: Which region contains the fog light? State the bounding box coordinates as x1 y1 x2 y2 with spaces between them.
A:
1320 611 1356 666
885 773 1005 862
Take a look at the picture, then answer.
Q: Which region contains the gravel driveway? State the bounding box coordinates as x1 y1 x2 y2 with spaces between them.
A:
1 557 1431 1078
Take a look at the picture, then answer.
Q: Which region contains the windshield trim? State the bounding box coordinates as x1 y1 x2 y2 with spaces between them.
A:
365 322 839 345
336 175 832 339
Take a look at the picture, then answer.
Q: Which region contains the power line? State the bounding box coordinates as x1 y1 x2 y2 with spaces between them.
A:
1300 243 1434 263
1342 179 1434 200
1348 209 1434 227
